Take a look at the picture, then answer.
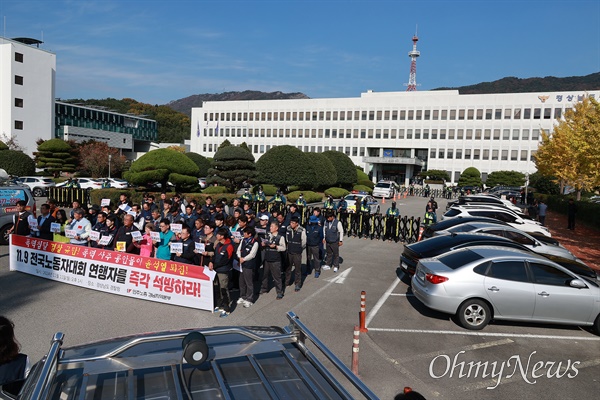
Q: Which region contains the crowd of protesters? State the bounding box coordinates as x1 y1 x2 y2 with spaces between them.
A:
9 188 348 318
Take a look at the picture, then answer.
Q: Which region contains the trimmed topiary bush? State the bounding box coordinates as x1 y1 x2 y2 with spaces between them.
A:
286 191 322 204
324 187 349 199
353 184 373 193
202 186 229 194
357 168 369 181
208 145 257 190
0 150 36 176
124 148 199 192
185 152 211 177
358 179 375 189
304 152 337 189
256 146 312 188
323 151 357 188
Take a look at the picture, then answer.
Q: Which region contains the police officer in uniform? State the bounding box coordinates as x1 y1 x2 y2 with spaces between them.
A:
385 202 400 242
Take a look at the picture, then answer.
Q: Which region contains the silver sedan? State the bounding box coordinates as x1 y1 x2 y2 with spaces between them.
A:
411 246 600 333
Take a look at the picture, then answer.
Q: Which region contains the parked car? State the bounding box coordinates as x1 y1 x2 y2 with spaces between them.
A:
411 246 600 333
56 178 103 190
446 194 522 213
343 192 380 214
0 184 36 245
420 216 510 241
198 177 208 189
437 222 577 260
543 254 598 280
0 312 378 399
442 205 551 236
15 176 55 197
103 178 130 189
372 180 398 198
400 232 535 276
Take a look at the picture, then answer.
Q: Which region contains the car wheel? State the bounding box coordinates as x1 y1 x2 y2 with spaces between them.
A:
0 225 11 246
457 299 491 330
593 314 600 336
33 187 44 197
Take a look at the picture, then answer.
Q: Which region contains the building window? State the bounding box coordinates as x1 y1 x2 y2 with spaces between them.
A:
522 129 529 140
457 129 464 140
415 129 421 140
407 110 414 120
492 150 499 160
398 129 404 139
521 150 528 161
376 111 382 120
448 129 455 140
416 110 423 120
406 129 412 139
441 110 448 120
486 109 493 119
15 120 23 130
14 98 23 108
475 129 482 140
375 129 381 139
431 129 438 140
533 108 541 119
473 149 480 160
430 149 436 159
440 129 446 140
458 110 465 120
510 150 518 160
554 108 562 119
544 108 552 119
484 129 491 140
359 147 365 156
447 149 453 159
360 130 366 139
532 129 540 141
501 150 508 160
503 129 510 140
464 149 471 159
523 108 531 119
352 147 358 156
513 109 521 119
466 129 473 140
14 75 23 85
455 149 462 159
423 129 429 139
512 130 520 140
383 129 389 139
432 110 438 120
477 109 484 119
467 109 474 120
392 110 399 120
15 52 23 62
368 129 374 139
340 111 345 120
438 149 444 158
482 149 489 160
530 150 537 162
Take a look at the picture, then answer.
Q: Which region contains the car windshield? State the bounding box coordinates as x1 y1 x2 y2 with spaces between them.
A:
437 249 484 270
375 183 391 188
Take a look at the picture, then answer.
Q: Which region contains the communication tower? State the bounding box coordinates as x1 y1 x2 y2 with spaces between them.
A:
405 33 420 91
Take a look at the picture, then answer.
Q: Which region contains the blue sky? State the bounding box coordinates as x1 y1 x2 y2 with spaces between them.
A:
1 0 598 105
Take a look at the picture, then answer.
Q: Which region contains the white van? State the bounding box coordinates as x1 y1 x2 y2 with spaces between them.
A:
372 180 397 198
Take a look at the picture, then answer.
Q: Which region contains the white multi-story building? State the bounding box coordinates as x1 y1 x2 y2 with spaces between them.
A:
190 89 598 185
0 37 56 156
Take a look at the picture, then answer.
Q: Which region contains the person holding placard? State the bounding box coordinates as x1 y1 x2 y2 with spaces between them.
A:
196 222 217 267
171 225 195 264
114 214 141 254
154 219 175 260
132 223 156 257
52 210 70 243
67 208 91 246
209 228 235 317
6 201 31 237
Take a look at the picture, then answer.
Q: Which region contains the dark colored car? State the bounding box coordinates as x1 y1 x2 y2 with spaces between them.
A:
420 216 509 241
401 232 531 276
1 312 378 400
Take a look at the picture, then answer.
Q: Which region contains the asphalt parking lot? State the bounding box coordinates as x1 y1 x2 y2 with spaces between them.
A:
1 194 599 399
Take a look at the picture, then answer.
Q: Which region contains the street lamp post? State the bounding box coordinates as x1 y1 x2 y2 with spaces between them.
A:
108 155 112 179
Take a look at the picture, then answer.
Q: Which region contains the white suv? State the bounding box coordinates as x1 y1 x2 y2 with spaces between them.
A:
372 180 398 198
17 176 55 197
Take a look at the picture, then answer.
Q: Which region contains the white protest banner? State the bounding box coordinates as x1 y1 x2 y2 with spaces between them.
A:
195 242 205 253
150 231 161 242
170 242 183 253
98 235 112 246
9 235 215 311
65 229 77 239
231 231 242 239
89 231 100 242
171 223 183 234
127 211 137 217
101 198 111 206
28 218 38 231
131 230 143 241
50 223 61 233
118 204 131 212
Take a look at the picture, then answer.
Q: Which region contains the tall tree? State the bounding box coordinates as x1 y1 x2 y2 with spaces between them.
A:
78 141 127 178
535 96 600 199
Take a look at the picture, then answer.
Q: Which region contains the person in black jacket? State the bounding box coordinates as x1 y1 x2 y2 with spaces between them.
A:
172 225 196 264
236 227 259 307
36 203 56 240
114 214 140 254
209 228 235 317
0 316 30 389
7 201 31 237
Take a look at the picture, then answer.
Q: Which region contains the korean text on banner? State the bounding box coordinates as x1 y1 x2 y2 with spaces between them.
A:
9 235 216 311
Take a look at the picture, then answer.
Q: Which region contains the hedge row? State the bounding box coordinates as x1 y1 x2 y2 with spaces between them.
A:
537 194 600 231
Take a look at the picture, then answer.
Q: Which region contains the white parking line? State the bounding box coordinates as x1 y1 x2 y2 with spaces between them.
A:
389 293 414 296
365 276 402 326
401 338 514 362
367 327 600 341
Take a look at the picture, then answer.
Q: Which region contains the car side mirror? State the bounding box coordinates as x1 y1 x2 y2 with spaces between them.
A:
570 279 588 289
